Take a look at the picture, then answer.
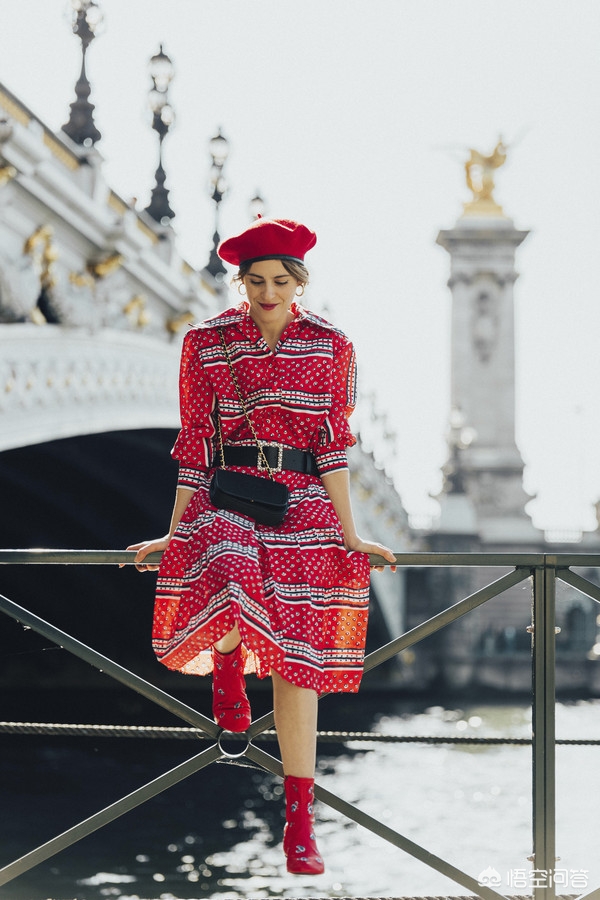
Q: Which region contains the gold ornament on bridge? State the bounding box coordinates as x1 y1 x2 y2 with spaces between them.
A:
23 225 58 290
86 252 124 279
166 311 194 334
70 251 124 289
69 270 95 289
23 224 61 323
0 116 17 187
0 164 16 187
463 138 507 217
123 294 150 328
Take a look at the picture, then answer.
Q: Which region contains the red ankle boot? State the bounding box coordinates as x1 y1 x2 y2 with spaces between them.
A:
212 643 251 732
283 775 325 875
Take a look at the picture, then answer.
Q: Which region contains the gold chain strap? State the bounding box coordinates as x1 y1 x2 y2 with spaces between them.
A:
217 328 275 480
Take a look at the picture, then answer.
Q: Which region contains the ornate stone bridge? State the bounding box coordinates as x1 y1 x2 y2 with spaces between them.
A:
0 82 218 453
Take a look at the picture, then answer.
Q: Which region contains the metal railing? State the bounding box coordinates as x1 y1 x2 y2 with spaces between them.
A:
1 549 600 900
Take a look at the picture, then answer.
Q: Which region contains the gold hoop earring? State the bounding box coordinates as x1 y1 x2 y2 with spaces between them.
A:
237 283 247 296
295 285 305 298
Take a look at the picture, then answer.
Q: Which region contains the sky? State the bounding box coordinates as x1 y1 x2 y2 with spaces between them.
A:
1 0 600 532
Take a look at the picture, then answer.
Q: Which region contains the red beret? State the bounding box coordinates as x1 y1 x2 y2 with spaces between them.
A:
218 217 317 267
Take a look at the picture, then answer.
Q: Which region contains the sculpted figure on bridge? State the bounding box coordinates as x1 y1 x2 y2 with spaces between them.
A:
128 216 395 876
464 138 507 215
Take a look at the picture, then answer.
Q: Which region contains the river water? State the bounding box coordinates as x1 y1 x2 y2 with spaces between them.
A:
1 696 599 900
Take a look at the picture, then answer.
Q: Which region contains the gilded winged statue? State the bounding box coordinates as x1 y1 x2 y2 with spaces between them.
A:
464 139 507 206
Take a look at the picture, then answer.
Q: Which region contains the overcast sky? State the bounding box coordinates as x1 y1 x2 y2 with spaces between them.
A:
2 0 599 532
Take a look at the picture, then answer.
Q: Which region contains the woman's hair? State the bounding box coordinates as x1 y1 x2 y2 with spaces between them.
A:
233 258 310 287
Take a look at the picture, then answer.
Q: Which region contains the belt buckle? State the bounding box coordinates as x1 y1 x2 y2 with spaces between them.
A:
257 441 284 473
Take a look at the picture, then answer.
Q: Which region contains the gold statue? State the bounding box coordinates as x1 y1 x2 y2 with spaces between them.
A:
463 138 507 216
87 252 124 279
23 224 58 290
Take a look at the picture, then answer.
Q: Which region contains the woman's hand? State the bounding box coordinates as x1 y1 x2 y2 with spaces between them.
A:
344 536 397 572
123 535 170 572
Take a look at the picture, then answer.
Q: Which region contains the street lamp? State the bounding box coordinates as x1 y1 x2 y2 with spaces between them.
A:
204 128 229 280
144 44 176 225
249 192 266 220
62 0 103 147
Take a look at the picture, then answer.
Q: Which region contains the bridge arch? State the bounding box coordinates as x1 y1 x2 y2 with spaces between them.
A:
1 325 180 453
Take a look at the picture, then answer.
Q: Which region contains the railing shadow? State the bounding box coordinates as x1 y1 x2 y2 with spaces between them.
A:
1 549 600 900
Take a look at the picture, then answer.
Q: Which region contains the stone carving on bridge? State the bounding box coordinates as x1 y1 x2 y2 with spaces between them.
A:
0 328 180 452
471 289 499 363
0 253 40 323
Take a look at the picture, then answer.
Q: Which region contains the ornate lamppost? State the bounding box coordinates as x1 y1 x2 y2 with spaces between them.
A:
204 129 230 280
144 45 176 225
62 0 103 147
249 192 266 220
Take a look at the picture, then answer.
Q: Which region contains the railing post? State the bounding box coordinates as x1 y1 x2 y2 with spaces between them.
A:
531 560 556 900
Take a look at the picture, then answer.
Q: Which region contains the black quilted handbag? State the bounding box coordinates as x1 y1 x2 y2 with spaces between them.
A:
209 467 289 526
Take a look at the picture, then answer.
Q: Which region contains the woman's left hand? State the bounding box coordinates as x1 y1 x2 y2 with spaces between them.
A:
345 536 397 572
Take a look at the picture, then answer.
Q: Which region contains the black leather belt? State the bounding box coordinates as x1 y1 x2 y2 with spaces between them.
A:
213 444 319 476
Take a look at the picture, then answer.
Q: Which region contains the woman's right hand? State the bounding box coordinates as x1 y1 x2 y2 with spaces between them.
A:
123 535 170 572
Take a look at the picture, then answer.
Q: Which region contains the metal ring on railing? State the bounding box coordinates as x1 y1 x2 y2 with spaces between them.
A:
217 729 251 758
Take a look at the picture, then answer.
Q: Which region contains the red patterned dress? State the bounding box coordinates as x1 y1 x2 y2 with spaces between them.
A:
152 302 371 693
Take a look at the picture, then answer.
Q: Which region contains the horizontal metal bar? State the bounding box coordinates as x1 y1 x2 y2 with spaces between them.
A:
558 568 600 605
0 549 164 565
4 547 600 569
0 592 220 738
364 566 530 673
0 743 222 886
5 547 600 567
373 551 545 567
546 555 600 568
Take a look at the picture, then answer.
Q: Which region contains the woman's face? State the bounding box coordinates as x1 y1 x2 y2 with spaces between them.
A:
243 259 300 332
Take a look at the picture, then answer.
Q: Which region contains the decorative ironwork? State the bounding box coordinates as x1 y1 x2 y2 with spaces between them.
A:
204 128 230 280
144 45 175 224
249 191 266 220
61 0 103 147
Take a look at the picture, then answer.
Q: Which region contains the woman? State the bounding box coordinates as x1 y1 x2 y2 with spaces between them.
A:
128 217 395 875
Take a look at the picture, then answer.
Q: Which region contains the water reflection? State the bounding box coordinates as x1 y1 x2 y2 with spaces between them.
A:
1 699 599 899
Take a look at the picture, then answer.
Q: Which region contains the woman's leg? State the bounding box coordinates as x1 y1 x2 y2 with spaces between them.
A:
272 670 317 775
211 624 250 731
214 623 241 653
272 671 324 874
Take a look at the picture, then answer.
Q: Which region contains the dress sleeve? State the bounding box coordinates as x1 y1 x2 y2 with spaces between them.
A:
171 328 217 489
313 337 358 476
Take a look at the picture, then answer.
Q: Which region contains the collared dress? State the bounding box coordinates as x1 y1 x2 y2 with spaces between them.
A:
152 302 371 694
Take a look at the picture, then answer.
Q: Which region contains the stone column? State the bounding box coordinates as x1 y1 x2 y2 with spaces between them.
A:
436 209 539 543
